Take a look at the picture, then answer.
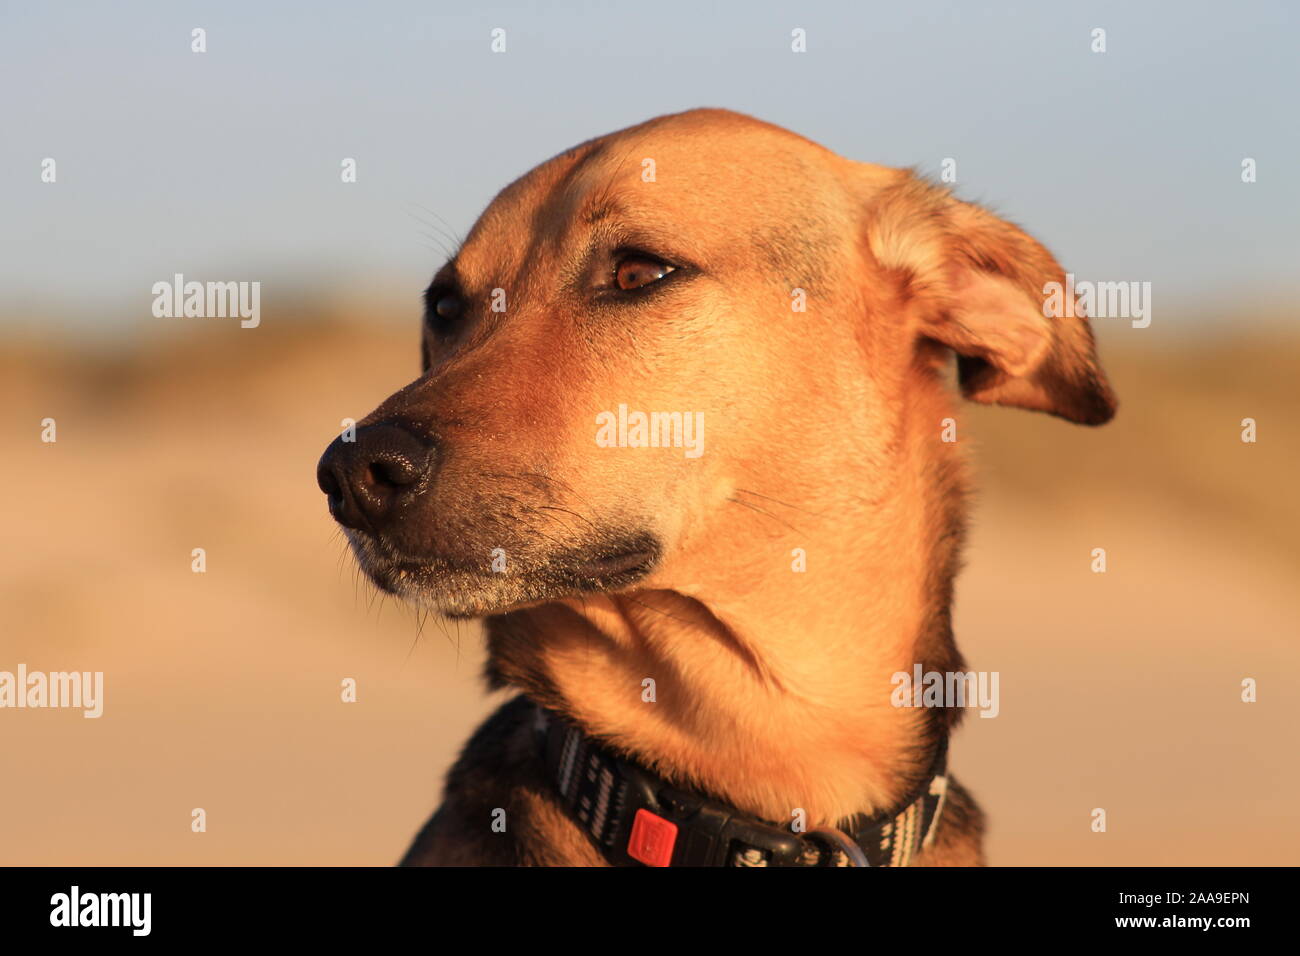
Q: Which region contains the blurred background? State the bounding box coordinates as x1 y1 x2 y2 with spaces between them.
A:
2 1 1296 865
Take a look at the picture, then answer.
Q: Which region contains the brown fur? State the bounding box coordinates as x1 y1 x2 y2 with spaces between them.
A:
326 109 1115 866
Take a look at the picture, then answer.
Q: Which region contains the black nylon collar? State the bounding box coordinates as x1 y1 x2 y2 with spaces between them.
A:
534 703 949 867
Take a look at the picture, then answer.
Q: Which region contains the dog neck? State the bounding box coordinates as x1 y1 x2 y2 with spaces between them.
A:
485 379 967 827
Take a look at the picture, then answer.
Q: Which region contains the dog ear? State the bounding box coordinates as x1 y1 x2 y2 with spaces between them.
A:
864 174 1117 425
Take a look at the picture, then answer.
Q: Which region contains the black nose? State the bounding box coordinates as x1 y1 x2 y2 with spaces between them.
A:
316 423 435 532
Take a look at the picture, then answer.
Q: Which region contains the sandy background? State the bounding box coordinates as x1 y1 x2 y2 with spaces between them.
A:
1 304 1296 866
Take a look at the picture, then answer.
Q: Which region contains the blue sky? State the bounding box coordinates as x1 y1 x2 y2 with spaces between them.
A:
2 0 1296 333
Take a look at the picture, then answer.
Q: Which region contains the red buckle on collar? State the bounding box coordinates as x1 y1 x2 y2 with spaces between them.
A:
627 809 678 867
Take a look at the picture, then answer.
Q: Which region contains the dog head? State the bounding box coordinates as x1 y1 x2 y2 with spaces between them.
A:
316 108 1115 618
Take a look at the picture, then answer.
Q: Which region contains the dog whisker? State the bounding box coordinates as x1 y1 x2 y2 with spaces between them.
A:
406 205 462 258
620 592 694 628
733 487 825 518
411 201 466 250
726 495 802 535
535 504 599 535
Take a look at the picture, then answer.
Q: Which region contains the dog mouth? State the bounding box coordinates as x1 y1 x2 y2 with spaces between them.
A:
575 546 658 581
350 532 662 617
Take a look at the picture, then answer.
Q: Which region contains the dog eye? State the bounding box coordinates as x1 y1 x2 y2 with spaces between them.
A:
424 290 463 333
433 294 462 320
614 255 675 291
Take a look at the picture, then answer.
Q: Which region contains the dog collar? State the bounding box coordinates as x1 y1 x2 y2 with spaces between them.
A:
534 703 949 867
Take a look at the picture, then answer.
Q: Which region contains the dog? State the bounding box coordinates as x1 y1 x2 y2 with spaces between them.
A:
316 108 1116 866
